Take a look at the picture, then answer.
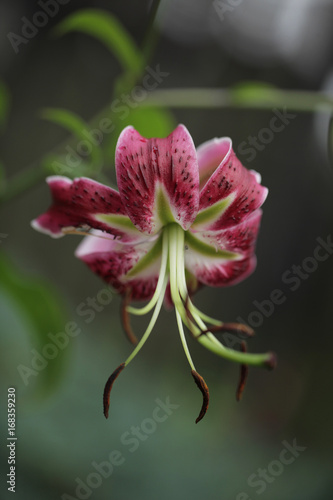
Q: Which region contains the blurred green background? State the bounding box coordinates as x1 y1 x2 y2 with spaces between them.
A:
1 1 333 499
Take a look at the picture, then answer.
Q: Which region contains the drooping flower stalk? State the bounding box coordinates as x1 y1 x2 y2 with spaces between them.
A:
32 124 276 423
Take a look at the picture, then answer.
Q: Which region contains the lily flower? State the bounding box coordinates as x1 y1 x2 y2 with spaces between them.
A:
32 125 275 423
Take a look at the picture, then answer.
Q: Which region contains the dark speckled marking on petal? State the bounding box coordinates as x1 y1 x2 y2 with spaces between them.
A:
198 149 267 231
33 176 136 240
115 125 200 234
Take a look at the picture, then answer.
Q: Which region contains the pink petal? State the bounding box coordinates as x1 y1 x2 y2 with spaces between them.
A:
185 252 257 288
75 231 160 301
115 125 200 234
196 137 232 188
185 211 262 288
195 145 268 231
31 176 139 241
191 209 263 257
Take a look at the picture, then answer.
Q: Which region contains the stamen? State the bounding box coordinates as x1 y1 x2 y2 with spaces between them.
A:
191 370 210 423
168 224 186 310
121 291 138 345
169 224 195 371
198 323 255 339
198 332 274 368
62 228 94 237
186 300 223 327
168 224 210 423
186 294 273 368
170 226 202 337
168 225 274 369
236 341 249 402
124 276 168 366
103 277 167 419
103 362 126 418
183 297 199 338
218 322 255 337
127 229 169 316
175 309 195 371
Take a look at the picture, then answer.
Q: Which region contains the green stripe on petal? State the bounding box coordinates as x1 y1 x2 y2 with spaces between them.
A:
193 194 234 228
185 231 240 259
156 187 176 226
126 236 163 277
95 213 139 232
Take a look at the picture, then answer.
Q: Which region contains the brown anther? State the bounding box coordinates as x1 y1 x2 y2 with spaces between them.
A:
103 363 126 418
121 291 138 345
191 370 210 424
236 341 249 402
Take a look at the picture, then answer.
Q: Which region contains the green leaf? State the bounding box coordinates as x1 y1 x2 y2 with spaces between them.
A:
0 80 10 129
41 108 103 172
0 252 72 400
105 105 176 164
54 9 143 76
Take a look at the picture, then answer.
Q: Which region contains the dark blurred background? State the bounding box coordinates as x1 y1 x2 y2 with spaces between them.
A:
1 1 333 499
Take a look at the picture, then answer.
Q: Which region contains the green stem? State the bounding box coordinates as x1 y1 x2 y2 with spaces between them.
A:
143 88 333 113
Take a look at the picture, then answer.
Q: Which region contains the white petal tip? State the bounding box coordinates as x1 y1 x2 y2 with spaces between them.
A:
249 170 262 184
46 175 72 185
30 219 64 238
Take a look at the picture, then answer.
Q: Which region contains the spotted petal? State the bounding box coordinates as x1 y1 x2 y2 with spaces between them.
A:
196 137 231 188
193 139 268 231
115 125 200 235
191 209 263 256
75 231 162 301
185 250 256 288
184 211 262 287
31 176 141 241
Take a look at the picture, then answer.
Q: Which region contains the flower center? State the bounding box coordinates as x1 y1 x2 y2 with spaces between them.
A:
103 223 276 422
126 222 274 369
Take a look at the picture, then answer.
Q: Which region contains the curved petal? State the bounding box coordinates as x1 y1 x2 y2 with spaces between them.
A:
185 250 257 288
184 210 261 287
75 231 162 301
31 176 141 242
193 145 268 231
196 137 232 188
191 209 263 257
115 125 200 235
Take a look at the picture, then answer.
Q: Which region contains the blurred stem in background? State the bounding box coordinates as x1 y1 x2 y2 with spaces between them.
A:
1 2 333 207
145 86 333 113
0 1 163 206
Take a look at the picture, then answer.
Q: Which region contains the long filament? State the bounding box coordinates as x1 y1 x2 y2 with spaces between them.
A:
124 276 168 366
